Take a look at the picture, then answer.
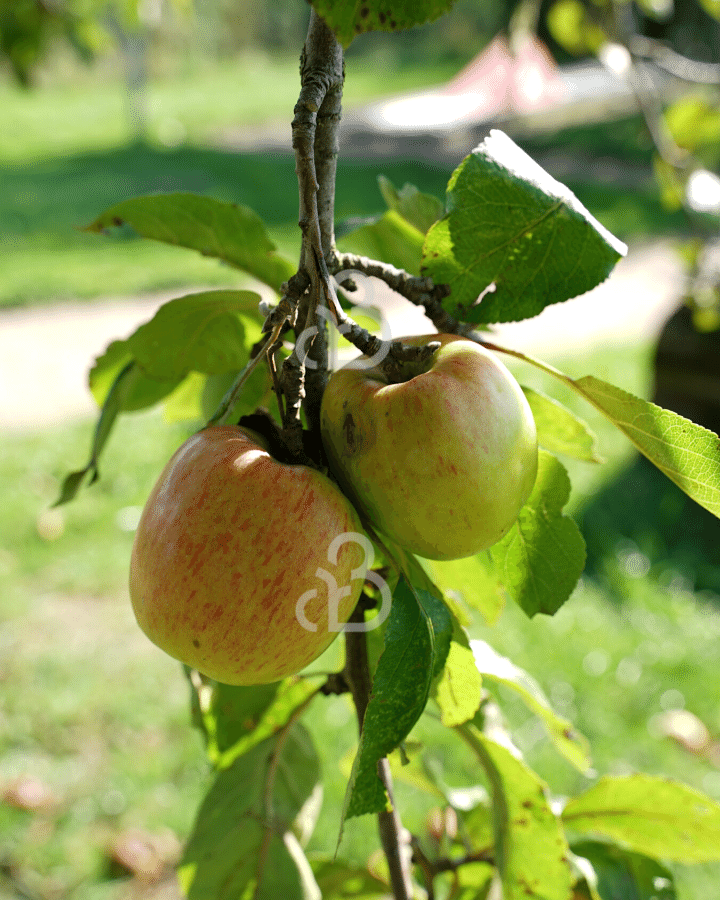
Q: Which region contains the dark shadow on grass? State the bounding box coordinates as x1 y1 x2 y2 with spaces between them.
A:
1 135 690 246
577 454 720 597
0 138 453 239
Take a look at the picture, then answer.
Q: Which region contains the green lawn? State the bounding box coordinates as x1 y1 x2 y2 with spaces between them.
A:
0 51 460 308
0 51 689 309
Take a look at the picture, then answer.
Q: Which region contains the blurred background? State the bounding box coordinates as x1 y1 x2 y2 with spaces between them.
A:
1 0 720 897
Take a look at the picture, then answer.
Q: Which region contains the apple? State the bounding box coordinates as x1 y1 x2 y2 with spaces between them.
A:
320 334 538 560
129 426 367 685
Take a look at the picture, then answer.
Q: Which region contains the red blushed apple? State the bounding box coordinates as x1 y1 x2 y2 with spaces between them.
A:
320 334 538 561
129 426 367 685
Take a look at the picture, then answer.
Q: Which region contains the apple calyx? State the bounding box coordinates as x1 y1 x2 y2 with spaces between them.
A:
236 409 326 470
378 339 441 384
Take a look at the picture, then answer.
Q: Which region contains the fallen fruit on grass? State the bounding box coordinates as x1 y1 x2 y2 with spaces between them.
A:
320 334 538 560
129 426 367 685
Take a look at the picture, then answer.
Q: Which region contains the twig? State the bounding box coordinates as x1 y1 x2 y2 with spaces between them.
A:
343 602 414 900
302 247 330 436
313 36 344 256
630 34 720 85
293 10 343 259
205 326 282 427
284 9 344 449
410 834 495 900
329 250 459 333
318 257 443 378
319 671 350 696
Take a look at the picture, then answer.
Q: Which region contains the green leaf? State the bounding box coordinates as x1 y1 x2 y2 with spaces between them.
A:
471 639 591 773
85 193 295 291
571 376 720 520
386 745 449 802
312 857 389 898
128 290 263 381
523 386 604 463
160 371 209 423
423 554 506 626
380 537 455 668
378 175 445 235
571 841 676 900
479 344 720 524
546 0 607 55
309 0 456 47
435 639 483 727
562 775 720 863
163 364 274 425
89 340 180 411
204 677 321 769
490 450 586 617
461 727 574 900
180 724 321 900
664 95 720 155
338 208 425 275
343 578 438 820
422 129 627 324
54 362 145 506
454 863 495 898
698 0 720 18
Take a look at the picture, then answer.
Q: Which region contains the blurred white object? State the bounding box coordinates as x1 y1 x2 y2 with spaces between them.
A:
599 41 632 77
686 168 720 216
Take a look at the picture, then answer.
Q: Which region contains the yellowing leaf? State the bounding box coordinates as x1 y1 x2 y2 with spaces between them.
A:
309 0 455 46
471 639 591 773
574 376 720 519
563 775 720 863
436 640 483 727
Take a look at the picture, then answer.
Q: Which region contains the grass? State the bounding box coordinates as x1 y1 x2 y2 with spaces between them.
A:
0 136 687 309
2 338 720 898
0 49 461 309
0 140 453 307
0 50 690 309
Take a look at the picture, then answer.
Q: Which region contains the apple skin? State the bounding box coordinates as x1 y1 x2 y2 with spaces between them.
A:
129 426 366 685
320 334 538 561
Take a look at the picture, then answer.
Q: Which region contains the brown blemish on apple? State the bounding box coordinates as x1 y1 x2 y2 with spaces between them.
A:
192 639 200 648
343 413 357 453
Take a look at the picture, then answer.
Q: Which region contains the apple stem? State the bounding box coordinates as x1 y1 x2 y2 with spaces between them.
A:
476 337 577 387
344 601 414 900
204 324 283 427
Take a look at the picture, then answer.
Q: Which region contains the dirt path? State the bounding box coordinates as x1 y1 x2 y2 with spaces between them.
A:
0 241 684 433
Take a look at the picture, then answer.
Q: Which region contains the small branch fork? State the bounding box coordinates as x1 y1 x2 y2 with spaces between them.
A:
410 836 495 900
256 9 445 459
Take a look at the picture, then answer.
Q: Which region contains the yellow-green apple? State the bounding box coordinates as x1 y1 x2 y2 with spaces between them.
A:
129 425 368 685
320 334 538 560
